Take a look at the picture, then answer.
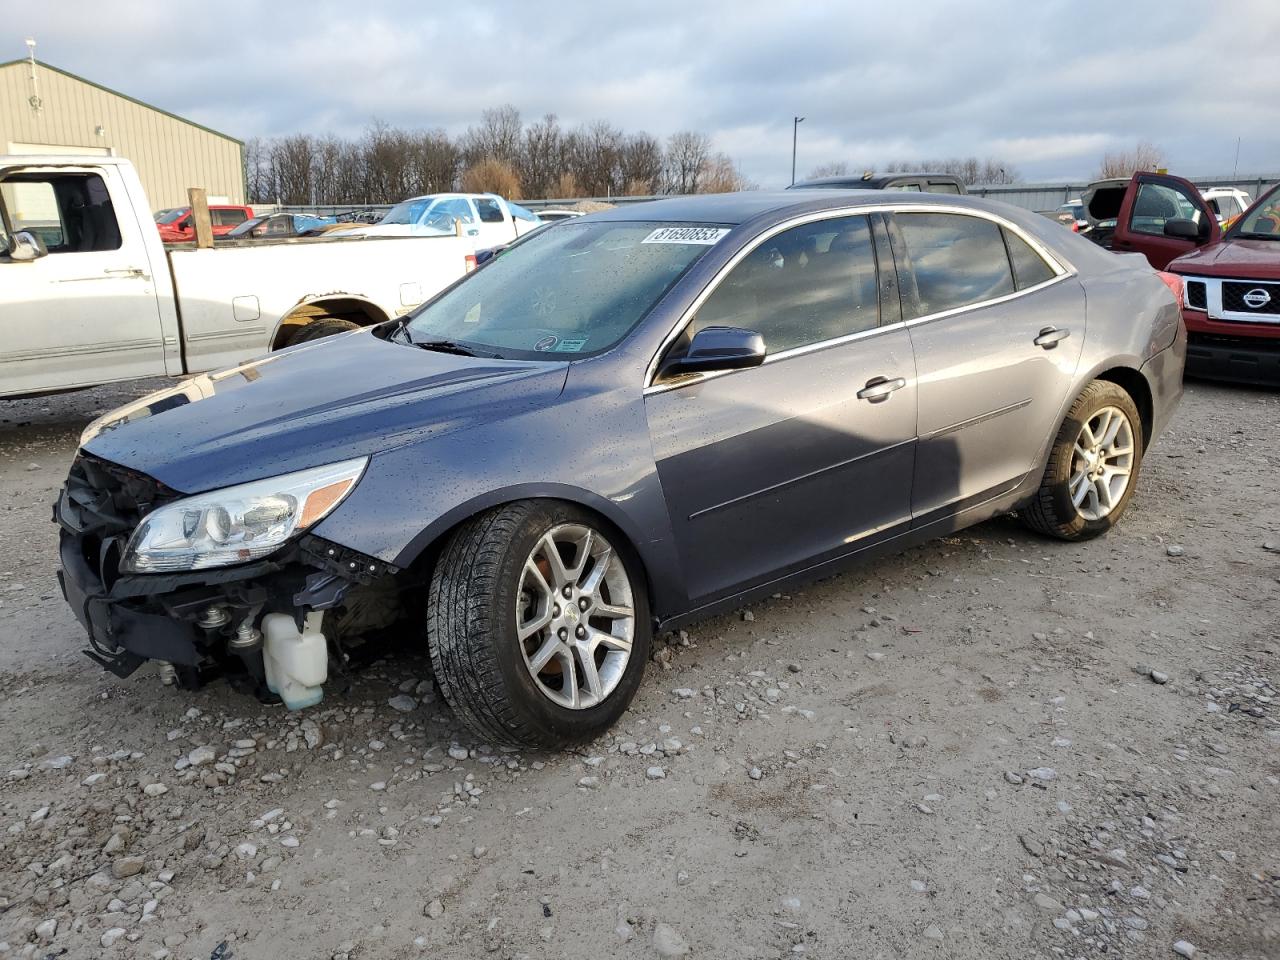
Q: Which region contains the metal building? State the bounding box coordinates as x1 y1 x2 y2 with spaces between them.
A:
0 58 244 209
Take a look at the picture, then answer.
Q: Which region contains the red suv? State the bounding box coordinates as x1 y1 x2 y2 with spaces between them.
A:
154 205 254 242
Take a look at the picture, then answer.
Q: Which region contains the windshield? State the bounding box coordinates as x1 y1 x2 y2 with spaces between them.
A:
225 216 266 237
1229 184 1280 239
404 220 727 359
155 208 186 224
380 198 431 225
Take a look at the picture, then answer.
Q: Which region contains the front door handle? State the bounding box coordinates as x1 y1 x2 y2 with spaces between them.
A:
857 376 907 402
104 267 148 279
1034 326 1071 349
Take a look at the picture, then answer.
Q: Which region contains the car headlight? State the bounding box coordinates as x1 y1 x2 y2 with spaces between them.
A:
121 458 368 573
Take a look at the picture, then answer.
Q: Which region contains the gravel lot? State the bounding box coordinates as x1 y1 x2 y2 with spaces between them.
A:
0 378 1277 960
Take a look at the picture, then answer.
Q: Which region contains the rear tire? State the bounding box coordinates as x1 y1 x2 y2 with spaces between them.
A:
285 317 361 346
1021 380 1144 541
427 501 651 748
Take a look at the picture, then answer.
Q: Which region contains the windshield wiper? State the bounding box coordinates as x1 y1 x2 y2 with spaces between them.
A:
1234 231 1279 240
411 337 505 360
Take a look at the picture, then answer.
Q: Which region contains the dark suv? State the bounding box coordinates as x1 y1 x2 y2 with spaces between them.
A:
790 172 967 195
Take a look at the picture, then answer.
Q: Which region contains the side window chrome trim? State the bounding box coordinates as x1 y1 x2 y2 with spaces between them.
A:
644 203 1076 394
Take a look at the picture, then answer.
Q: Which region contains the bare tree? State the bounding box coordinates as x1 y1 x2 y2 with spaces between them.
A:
461 105 523 168
461 158 522 198
270 134 316 204
805 161 852 180
407 129 460 196
243 137 272 204
552 171 582 199
519 113 563 200
1096 141 1164 179
698 153 752 193
664 131 711 194
619 132 664 194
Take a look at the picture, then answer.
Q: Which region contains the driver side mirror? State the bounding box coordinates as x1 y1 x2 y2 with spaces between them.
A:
7 231 48 262
1163 218 1203 242
658 325 766 380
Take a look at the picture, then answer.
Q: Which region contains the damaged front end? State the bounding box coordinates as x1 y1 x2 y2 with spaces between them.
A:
54 452 408 709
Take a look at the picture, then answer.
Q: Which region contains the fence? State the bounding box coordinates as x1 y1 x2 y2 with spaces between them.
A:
259 175 1280 220
967 174 1280 213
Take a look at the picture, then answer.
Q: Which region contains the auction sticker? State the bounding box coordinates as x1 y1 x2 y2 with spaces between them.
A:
642 226 731 245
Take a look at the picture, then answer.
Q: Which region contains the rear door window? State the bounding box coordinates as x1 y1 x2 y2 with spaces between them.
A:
1002 228 1056 289
895 212 1015 318
475 197 506 223
687 215 879 355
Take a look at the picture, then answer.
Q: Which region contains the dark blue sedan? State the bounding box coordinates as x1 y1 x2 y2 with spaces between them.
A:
56 190 1184 746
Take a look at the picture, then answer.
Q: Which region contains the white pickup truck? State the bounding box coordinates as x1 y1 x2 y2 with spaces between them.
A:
0 156 476 398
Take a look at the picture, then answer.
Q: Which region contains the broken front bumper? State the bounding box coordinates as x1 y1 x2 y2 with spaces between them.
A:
54 453 398 687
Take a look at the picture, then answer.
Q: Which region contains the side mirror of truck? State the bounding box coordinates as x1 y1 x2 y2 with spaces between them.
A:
1163 218 1201 242
7 231 48 262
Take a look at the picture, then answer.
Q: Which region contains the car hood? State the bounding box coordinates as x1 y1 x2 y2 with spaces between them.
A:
82 330 570 494
1169 238 1280 279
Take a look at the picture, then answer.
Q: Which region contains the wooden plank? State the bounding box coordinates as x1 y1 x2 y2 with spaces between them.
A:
187 186 213 248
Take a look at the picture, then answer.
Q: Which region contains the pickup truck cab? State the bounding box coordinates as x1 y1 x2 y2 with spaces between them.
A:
155 204 254 241
1083 172 1280 383
334 193 543 247
1081 172 1221 269
0 156 475 398
1167 182 1280 384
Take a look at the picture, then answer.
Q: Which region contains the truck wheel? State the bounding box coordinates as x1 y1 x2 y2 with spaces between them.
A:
1022 380 1144 541
428 501 651 748
285 317 361 346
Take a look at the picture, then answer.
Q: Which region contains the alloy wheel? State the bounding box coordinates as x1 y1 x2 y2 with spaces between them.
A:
1070 406 1135 521
516 523 635 709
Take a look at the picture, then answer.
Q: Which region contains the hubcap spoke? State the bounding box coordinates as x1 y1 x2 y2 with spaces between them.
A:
592 628 633 655
593 599 633 620
579 545 613 596
575 643 604 701
566 530 594 583
528 636 562 673
523 558 553 601
517 606 553 641
557 648 579 708
540 534 572 588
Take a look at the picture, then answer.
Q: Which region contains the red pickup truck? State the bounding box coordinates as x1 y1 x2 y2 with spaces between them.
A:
154 204 254 242
1083 173 1279 385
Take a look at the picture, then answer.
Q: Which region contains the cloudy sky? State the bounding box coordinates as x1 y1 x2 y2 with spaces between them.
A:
10 0 1280 187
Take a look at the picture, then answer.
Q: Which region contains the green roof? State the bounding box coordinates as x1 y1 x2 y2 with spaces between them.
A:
0 59 244 146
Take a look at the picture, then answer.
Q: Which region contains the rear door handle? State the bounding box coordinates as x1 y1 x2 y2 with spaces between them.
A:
1034 327 1071 349
104 267 148 279
857 376 907 402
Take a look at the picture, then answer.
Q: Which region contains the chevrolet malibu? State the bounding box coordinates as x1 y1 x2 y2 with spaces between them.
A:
56 191 1185 747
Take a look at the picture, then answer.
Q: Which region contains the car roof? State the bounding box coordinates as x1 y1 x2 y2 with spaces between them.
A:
588 189 998 226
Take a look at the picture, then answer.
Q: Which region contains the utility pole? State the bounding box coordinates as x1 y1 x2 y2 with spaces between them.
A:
25 38 42 113
791 116 805 186
1233 137 1241 179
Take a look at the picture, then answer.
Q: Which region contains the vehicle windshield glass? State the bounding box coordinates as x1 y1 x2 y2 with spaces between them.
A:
380 198 431 226
225 217 265 237
404 220 726 359
1230 185 1280 239
155 209 185 224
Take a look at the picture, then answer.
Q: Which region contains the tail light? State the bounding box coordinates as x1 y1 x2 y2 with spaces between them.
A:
1156 271 1183 307
464 253 477 273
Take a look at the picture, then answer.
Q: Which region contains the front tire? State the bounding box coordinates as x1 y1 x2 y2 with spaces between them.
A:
427 501 651 747
285 317 361 346
1022 380 1144 541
